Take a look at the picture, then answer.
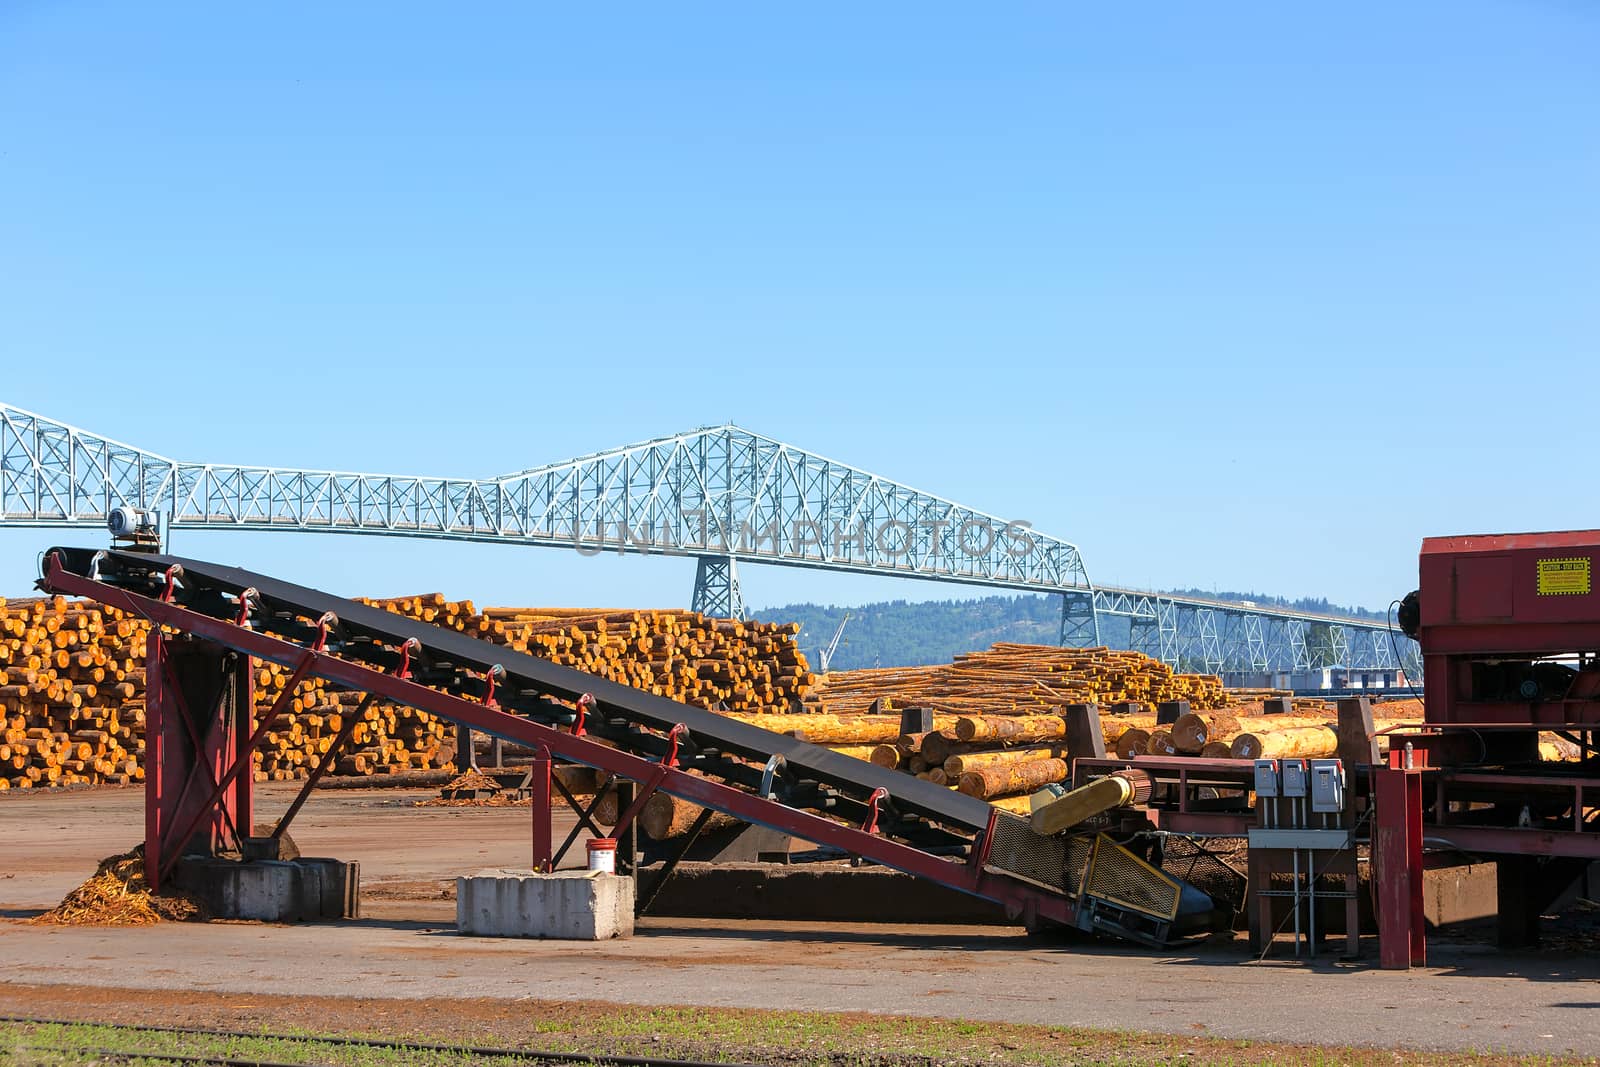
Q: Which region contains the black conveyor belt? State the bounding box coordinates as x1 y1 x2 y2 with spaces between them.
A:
51 549 996 833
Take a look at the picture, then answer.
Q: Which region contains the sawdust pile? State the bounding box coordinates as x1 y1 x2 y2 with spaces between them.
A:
440 769 501 793
31 847 205 926
414 768 527 807
414 794 530 808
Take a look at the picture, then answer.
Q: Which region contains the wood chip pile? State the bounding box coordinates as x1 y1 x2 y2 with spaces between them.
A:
29 846 202 925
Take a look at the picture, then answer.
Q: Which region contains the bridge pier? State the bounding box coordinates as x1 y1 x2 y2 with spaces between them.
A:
1058 590 1100 648
692 555 745 619
1129 615 1161 660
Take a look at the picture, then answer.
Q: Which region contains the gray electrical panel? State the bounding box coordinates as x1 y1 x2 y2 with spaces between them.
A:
1280 758 1308 798
1310 759 1345 813
1253 759 1279 797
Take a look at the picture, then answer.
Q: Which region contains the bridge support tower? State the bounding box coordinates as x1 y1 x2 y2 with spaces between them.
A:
1058 590 1101 648
692 555 745 619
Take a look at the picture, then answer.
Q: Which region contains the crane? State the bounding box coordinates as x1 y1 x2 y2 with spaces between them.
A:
817 612 851 673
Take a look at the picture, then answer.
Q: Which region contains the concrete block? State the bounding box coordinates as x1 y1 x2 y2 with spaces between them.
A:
1423 862 1497 927
242 835 300 862
457 869 634 940
174 857 359 922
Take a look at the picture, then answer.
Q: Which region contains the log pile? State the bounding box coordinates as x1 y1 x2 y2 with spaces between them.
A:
871 697 1422 802
362 597 815 713
1 591 821 790
4 585 1577 811
0 595 461 789
808 644 1226 717
778 643 1225 808
2 596 149 791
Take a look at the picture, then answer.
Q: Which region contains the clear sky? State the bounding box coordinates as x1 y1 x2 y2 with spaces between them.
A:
1 2 1596 612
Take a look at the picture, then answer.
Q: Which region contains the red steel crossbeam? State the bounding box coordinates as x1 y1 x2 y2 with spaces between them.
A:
1420 769 1600 858
44 556 1072 925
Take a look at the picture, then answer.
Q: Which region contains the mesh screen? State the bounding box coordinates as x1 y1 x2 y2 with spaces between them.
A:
983 812 1091 895
1158 835 1248 918
1086 835 1181 921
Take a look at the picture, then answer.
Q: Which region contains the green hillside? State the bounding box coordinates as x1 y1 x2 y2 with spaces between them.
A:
752 592 1385 672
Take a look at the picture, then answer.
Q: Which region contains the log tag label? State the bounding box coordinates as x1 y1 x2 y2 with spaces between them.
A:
1536 557 1591 596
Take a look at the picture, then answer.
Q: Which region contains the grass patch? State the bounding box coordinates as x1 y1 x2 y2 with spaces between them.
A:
1 1010 1594 1067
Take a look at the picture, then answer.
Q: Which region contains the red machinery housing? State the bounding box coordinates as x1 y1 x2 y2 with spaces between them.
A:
1388 530 1600 958
1410 530 1600 728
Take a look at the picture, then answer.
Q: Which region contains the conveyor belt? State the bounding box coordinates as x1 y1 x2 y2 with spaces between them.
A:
44 548 995 837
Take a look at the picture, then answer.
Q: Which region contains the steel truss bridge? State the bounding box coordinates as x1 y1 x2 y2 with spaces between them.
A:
0 402 1418 676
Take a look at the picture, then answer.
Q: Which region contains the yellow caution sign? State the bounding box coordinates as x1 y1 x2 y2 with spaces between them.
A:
1537 557 1591 596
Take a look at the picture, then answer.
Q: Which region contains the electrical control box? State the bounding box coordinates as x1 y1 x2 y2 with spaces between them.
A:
1280 759 1309 798
1253 759 1279 797
1309 759 1345 813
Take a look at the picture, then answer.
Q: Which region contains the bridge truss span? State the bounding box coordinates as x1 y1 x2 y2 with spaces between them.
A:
0 401 1417 676
1092 587 1410 677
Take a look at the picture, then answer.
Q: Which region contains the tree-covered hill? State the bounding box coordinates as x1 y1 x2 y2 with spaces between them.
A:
752 592 1385 672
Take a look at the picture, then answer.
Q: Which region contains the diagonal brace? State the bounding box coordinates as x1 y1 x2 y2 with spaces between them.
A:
272 691 378 840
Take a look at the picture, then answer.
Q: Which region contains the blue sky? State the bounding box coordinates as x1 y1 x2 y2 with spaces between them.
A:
1 2 1596 612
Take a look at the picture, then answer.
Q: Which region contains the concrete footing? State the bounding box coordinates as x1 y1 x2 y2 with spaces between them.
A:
173 857 360 922
457 869 635 940
1424 862 1498 927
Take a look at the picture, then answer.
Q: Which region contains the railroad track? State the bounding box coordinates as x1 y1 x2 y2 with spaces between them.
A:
0 1016 754 1067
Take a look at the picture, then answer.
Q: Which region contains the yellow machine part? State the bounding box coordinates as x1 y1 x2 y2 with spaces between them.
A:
1084 834 1181 922
1029 770 1150 836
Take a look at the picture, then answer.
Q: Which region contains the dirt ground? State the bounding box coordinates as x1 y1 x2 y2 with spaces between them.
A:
2 783 1599 1058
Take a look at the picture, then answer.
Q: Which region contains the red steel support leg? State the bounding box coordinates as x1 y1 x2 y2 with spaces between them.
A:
531 745 553 873
145 634 168 890
145 636 250 889
156 651 315 883
161 657 243 851
231 651 255 839
1375 765 1426 969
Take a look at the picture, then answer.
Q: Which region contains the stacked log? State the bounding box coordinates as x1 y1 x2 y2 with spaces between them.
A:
0 594 463 789
356 597 821 791
5 586 1579 814
1230 725 1346 760
1 596 148 791
803 643 1221 809
808 644 1226 718
853 677 1438 814
363 597 816 713
1 592 821 790
957 757 1070 800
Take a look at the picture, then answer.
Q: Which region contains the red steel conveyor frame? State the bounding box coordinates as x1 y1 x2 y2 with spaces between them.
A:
41 553 1074 927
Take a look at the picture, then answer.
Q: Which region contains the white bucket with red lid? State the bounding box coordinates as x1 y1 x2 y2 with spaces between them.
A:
586 837 617 874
